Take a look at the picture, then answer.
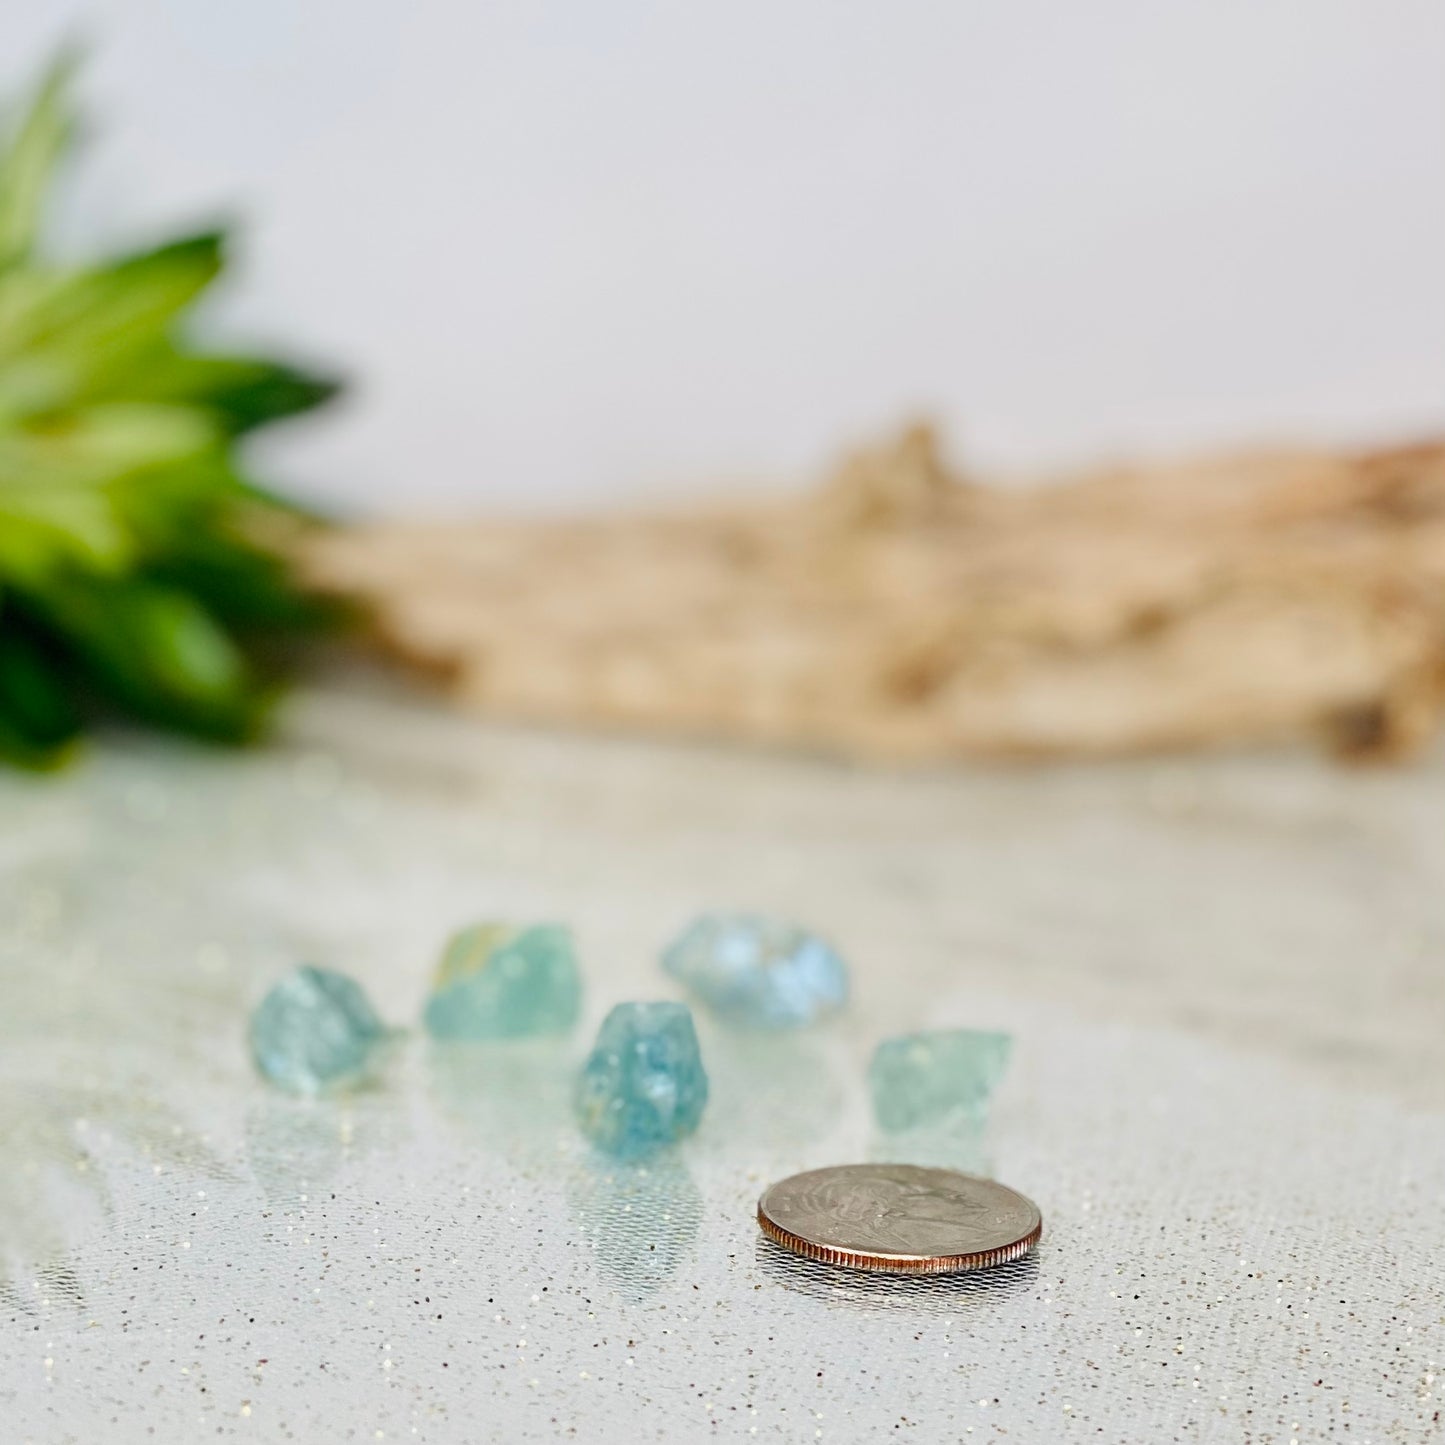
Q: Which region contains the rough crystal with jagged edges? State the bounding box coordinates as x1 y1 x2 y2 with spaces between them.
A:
248 965 387 1094
424 923 581 1040
660 913 848 1029
574 1002 709 1157
869 1028 1013 1132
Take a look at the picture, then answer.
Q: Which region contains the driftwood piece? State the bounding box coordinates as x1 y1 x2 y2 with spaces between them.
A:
304 425 1445 761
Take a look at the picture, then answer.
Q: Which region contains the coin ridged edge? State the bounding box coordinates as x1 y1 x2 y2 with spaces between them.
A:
756 1202 1042 1275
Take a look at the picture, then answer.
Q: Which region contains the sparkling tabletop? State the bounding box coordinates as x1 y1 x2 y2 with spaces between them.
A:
2 682 1442 1442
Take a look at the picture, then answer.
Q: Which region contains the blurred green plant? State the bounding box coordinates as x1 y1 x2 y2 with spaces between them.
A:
0 53 342 768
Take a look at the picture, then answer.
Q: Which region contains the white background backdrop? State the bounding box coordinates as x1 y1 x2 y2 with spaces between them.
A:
4 1 1444 513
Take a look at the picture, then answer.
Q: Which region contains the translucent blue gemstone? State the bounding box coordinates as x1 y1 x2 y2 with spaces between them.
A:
869 1029 1013 1132
660 913 848 1029
424 923 581 1040
248 965 387 1094
574 1002 709 1158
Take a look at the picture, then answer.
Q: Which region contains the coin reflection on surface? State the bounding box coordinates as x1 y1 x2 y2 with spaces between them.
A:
754 1233 1039 1311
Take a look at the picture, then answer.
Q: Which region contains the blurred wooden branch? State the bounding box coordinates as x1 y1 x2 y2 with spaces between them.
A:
304 424 1445 762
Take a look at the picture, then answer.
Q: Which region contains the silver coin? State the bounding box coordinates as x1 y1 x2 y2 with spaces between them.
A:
757 1163 1042 1274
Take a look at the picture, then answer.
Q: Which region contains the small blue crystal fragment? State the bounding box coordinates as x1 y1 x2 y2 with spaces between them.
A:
574 1002 709 1158
424 923 581 1040
869 1029 1013 1132
660 913 848 1029
248 965 387 1094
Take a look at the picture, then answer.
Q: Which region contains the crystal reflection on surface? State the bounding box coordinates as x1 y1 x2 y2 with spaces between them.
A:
703 1026 846 1152
867 1115 992 1176
425 1037 574 1161
567 1154 703 1301
244 1085 408 1205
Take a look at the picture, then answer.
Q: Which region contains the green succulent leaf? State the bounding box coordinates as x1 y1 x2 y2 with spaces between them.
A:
35 576 261 739
0 232 227 416
0 49 78 273
0 615 82 768
0 54 341 768
117 348 344 434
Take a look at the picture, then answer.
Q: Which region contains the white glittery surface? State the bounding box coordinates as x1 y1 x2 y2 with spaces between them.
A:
1 684 1442 1443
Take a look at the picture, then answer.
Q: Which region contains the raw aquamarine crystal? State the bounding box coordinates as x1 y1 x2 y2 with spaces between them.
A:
660 913 848 1029
574 1002 709 1157
869 1029 1012 1132
248 965 387 1094
424 923 581 1040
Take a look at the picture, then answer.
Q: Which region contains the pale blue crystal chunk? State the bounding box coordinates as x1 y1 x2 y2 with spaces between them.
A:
574 1002 709 1158
869 1029 1013 1132
424 923 581 1040
660 913 848 1029
248 965 387 1094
